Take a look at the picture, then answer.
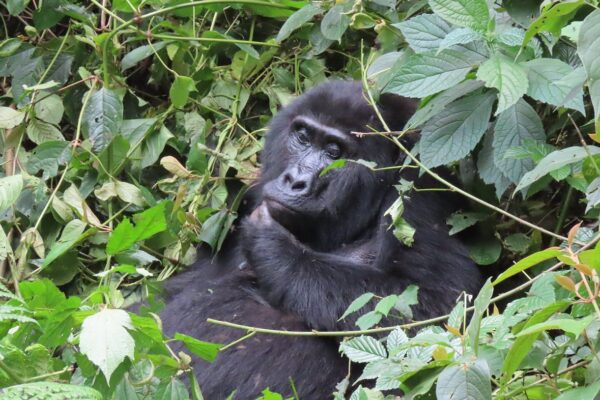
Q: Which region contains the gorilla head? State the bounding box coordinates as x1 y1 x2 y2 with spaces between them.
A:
257 81 416 250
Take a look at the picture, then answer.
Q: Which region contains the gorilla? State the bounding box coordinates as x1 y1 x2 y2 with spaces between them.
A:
160 81 483 399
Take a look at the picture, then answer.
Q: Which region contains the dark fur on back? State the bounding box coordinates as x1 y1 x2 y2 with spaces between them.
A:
160 81 483 399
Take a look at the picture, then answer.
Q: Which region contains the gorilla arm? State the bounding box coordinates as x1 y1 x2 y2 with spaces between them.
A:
242 203 411 331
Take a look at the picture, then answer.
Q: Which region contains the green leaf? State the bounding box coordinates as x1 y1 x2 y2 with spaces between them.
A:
493 248 562 285
340 336 387 363
355 311 383 330
339 293 374 320
83 88 123 153
156 379 190 400
107 202 167 255
493 99 545 184
406 79 484 128
429 0 489 31
476 54 528 114
6 0 29 15
466 278 493 353
34 94 64 125
523 0 584 46
394 285 419 319
517 315 594 337
384 49 476 98
320 159 347 177
394 13 452 53
467 238 502 265
438 27 482 52
0 226 12 263
121 41 168 71
447 211 486 235
42 219 88 268
0 174 23 213
436 359 492 400
516 146 600 192
95 181 145 207
80 308 135 382
555 380 600 400
419 91 495 167
374 295 399 316
500 300 570 382
0 106 25 128
174 333 221 363
0 382 103 399
524 58 585 113
276 4 321 42
169 75 196 108
26 119 65 144
320 5 350 41
578 9 600 132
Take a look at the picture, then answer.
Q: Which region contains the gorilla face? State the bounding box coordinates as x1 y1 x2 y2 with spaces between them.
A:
257 81 412 249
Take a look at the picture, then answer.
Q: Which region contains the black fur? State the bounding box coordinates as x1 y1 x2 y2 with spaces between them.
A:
160 81 483 399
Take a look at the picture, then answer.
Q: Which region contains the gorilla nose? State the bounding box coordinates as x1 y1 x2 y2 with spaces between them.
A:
282 172 310 194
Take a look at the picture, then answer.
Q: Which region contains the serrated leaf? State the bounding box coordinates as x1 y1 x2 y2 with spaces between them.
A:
523 0 584 46
493 248 562 285
493 99 545 184
477 54 528 114
83 88 123 153
394 13 452 53
419 91 495 167
26 119 65 144
384 49 476 98
578 9 600 131
107 202 167 255
276 4 321 42
516 146 600 192
121 41 168 71
436 359 492 400
429 0 489 31
174 333 221 362
438 27 482 53
80 308 135 382
0 382 103 399
477 132 511 198
0 106 25 128
524 58 584 113
340 336 387 363
339 293 374 320
320 5 350 41
0 174 23 213
356 311 383 330
374 295 399 316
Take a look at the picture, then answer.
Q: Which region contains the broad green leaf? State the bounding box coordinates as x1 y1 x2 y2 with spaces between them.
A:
169 75 196 108
95 181 145 207
26 119 65 144
374 295 399 316
555 380 600 400
496 27 541 57
106 202 167 255
523 0 584 46
500 301 570 382
141 125 174 168
419 91 495 167
429 0 489 31
356 311 383 330
447 211 486 235
524 58 584 113
174 333 221 362
7 0 30 15
394 13 452 53
121 41 168 71
83 88 123 153
438 27 482 52
0 106 25 128
156 379 190 400
384 49 476 98
0 174 23 213
476 54 527 114
515 146 600 192
478 132 510 198
80 308 135 382
493 248 562 285
320 5 350 41
276 4 321 42
406 79 484 128
466 278 493 353
493 99 545 184
0 382 102 399
578 9 600 131
340 336 387 363
436 359 492 400
34 94 64 125
339 293 374 320
516 315 594 337
393 284 419 319
42 219 88 267
467 238 502 265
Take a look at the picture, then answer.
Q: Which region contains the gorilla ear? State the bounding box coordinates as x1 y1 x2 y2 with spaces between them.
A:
378 93 418 132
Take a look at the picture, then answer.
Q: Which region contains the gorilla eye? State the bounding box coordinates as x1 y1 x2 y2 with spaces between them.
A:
295 127 310 145
324 143 341 159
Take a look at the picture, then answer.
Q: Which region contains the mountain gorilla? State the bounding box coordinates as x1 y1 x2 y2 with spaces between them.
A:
160 81 483 399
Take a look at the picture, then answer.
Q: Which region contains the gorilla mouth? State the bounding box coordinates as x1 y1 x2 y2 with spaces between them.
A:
264 197 299 216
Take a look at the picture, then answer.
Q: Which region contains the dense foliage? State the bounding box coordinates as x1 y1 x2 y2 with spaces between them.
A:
0 0 600 399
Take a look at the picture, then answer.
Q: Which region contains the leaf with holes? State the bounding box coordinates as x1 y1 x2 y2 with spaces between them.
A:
83 88 123 153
